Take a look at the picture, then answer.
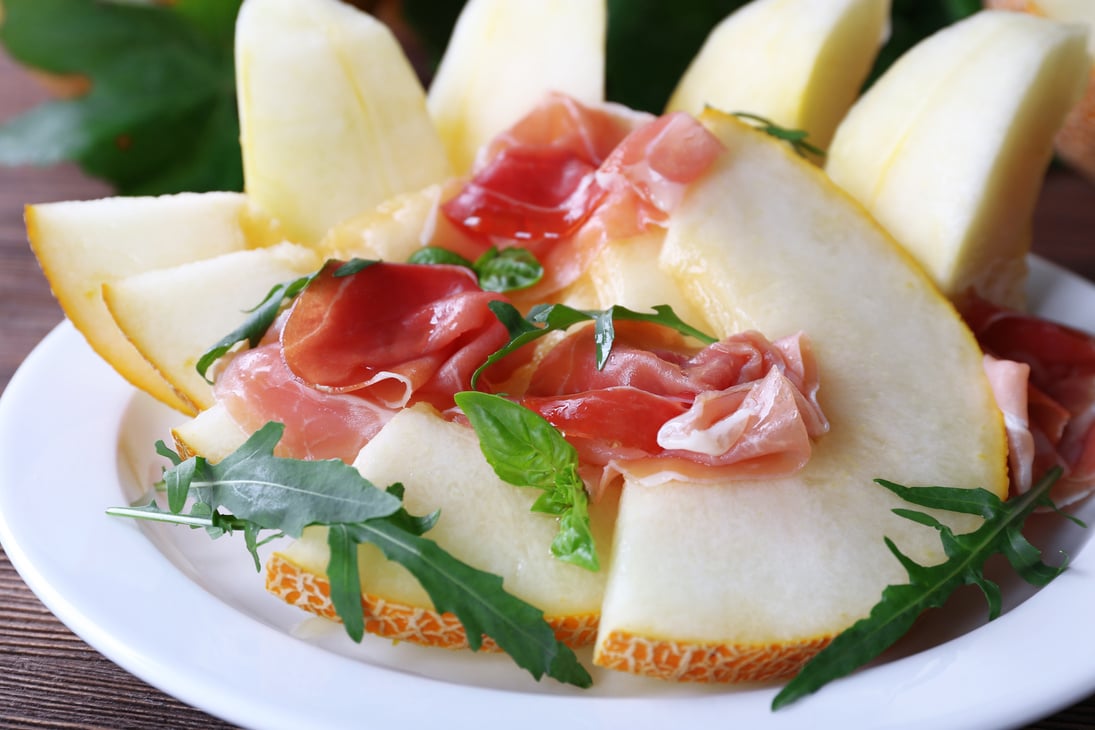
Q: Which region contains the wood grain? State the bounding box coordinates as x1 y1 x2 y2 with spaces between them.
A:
1 46 1095 730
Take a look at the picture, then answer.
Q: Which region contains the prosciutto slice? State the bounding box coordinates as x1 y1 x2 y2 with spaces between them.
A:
214 261 515 462
440 93 723 297
518 322 829 499
965 294 1095 505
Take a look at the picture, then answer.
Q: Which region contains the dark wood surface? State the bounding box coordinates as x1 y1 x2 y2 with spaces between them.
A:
2 47 1095 729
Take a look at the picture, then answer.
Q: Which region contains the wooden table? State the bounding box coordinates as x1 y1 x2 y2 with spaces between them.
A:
2 50 1095 730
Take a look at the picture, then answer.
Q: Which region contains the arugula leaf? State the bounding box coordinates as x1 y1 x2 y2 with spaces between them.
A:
0 0 243 194
733 112 825 159
772 467 1076 710
108 422 592 687
472 301 716 388
195 272 315 382
408 246 544 292
454 391 598 571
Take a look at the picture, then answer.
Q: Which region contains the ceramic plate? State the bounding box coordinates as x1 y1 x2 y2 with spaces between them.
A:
2 257 1094 730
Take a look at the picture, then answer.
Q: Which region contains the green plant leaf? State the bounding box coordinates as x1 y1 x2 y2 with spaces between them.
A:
347 518 592 686
195 272 316 381
0 0 243 194
454 391 598 571
472 301 715 388
772 467 1075 710
408 246 544 292
108 420 594 687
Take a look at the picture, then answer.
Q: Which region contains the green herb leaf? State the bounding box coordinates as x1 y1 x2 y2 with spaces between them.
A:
473 301 715 388
0 0 243 194
733 112 825 159
109 421 593 687
195 272 315 382
454 391 598 571
346 518 592 686
772 467 1075 710
473 248 544 292
409 246 544 292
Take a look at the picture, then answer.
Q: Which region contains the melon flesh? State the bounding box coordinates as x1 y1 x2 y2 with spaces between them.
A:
590 112 1008 682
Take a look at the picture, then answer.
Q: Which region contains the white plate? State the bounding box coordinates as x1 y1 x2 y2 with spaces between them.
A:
2 257 1095 730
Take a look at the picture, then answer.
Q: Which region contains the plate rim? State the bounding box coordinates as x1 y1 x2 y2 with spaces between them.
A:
2 256 1094 730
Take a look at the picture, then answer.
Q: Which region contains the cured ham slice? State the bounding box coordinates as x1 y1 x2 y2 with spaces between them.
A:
965 294 1095 505
518 322 829 498
215 261 515 461
440 93 723 297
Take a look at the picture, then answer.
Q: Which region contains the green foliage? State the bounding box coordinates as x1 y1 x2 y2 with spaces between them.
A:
409 246 544 292
107 423 592 688
0 0 243 194
455 391 598 571
473 301 716 388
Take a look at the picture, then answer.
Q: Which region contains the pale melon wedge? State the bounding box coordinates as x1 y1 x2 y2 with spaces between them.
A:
591 112 1008 683
235 0 451 245
825 10 1089 307
266 405 617 648
26 192 275 414
103 242 321 412
317 183 453 262
666 0 891 151
172 402 248 462
426 0 606 173
986 0 1095 181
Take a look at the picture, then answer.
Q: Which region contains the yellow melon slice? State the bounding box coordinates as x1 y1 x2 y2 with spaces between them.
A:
426 0 606 173
825 10 1089 307
666 0 890 151
235 0 451 245
26 192 276 414
262 405 616 648
589 111 1007 683
102 242 320 412
985 0 1095 182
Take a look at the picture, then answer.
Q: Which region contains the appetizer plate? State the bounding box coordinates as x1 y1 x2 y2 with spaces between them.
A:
2 257 1094 730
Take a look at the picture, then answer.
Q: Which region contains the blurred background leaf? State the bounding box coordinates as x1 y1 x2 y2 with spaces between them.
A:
0 0 978 196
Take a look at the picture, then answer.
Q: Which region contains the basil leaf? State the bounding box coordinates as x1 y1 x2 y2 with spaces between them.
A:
455 391 598 571
408 246 474 268
474 248 543 292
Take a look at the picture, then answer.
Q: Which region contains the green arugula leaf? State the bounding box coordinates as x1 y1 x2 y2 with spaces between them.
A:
772 467 1076 710
472 301 716 388
195 272 316 382
408 246 544 292
733 112 825 159
109 421 593 687
346 518 592 686
0 0 243 194
454 391 598 571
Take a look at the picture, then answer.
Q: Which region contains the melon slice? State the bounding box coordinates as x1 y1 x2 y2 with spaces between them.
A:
591 111 1008 682
103 243 321 412
235 0 451 245
825 10 1089 307
426 0 606 174
986 0 1095 182
265 405 617 648
666 0 890 151
26 192 275 414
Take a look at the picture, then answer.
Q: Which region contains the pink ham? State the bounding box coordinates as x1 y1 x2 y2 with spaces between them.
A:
214 261 515 462
440 93 723 298
965 294 1095 505
517 322 829 499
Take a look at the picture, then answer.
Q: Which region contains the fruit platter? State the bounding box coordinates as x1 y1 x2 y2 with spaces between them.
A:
2 0 1095 727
